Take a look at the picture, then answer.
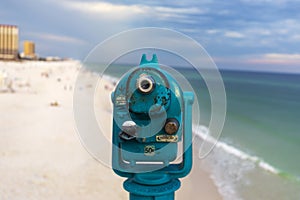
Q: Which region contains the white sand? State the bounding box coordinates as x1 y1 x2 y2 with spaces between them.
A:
0 61 222 199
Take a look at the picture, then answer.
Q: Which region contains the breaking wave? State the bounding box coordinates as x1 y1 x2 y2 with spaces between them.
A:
193 125 298 200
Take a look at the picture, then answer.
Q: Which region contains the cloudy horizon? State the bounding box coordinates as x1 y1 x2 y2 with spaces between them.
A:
1 0 300 72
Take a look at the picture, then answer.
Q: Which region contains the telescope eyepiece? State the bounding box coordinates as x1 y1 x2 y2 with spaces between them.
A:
137 75 155 94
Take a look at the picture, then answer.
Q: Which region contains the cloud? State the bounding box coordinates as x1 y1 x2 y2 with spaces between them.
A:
240 0 296 5
153 6 203 15
206 29 220 34
25 32 87 45
214 53 300 73
240 53 300 73
224 31 245 38
61 1 146 20
60 1 203 21
249 53 300 65
265 53 300 60
291 34 300 41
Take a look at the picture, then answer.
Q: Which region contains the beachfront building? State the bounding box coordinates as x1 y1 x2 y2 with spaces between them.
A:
23 40 36 59
0 24 19 60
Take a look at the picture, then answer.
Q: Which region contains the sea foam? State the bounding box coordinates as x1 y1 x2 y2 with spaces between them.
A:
194 125 283 200
194 125 280 175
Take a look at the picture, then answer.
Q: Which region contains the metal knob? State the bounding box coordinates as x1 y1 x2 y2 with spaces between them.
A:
122 121 137 136
164 119 179 135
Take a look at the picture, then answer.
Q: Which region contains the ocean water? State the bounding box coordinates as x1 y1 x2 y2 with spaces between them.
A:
174 68 300 199
90 64 300 199
200 70 300 200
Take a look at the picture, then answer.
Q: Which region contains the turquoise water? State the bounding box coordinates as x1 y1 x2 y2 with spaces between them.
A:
192 70 300 199
89 63 300 199
221 71 300 175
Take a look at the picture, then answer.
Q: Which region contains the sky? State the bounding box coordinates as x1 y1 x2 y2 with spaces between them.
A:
1 0 300 72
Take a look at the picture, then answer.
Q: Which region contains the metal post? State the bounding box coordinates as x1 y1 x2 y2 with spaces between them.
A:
124 177 180 200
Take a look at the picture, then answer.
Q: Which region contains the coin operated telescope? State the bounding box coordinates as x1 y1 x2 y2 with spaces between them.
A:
111 54 194 200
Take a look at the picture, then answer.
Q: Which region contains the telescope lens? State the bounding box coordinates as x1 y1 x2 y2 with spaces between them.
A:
141 80 151 90
137 76 155 93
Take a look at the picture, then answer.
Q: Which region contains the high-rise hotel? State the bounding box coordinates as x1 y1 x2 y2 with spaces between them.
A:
0 24 19 60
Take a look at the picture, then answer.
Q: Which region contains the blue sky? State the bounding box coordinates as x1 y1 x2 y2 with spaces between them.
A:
1 0 300 72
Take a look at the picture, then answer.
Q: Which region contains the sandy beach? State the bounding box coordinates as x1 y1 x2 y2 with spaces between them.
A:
0 60 222 199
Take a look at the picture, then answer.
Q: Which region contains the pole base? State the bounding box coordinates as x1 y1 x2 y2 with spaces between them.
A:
123 178 180 200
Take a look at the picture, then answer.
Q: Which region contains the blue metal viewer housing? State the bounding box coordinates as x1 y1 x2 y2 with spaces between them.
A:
111 54 194 200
